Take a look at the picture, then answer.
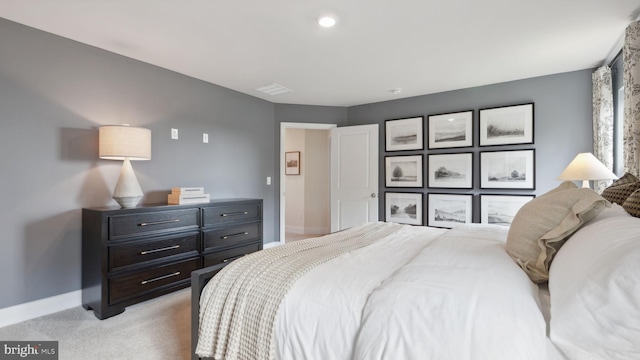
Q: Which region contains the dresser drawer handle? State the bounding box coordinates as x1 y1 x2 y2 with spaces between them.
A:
221 211 248 217
141 271 181 285
139 219 180 227
222 232 249 239
223 254 245 263
140 245 180 255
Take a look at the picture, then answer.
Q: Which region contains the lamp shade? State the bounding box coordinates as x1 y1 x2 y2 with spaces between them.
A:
557 153 617 186
99 125 151 208
99 125 151 160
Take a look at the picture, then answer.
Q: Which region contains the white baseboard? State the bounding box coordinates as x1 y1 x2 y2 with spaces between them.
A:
0 290 81 328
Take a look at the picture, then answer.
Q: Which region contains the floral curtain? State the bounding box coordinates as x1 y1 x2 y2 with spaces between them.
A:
624 20 640 177
592 66 614 193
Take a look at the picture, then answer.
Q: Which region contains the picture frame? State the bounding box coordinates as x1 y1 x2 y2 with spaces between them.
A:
385 155 423 188
427 110 473 149
479 103 534 146
385 192 423 225
480 194 535 226
427 193 473 228
480 149 535 189
427 152 473 189
285 151 301 175
385 116 424 151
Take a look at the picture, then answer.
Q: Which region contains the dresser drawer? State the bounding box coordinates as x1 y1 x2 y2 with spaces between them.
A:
203 242 262 268
202 203 261 227
203 223 260 250
108 208 199 240
108 231 199 271
109 258 199 305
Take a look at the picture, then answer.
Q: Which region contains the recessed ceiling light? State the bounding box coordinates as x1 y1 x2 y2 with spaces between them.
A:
318 16 336 28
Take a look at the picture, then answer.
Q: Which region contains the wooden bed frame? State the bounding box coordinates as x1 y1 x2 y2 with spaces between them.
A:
190 263 226 360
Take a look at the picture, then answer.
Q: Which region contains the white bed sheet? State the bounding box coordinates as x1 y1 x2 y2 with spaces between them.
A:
273 224 548 360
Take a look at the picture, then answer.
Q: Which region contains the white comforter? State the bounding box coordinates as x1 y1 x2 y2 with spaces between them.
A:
274 224 547 360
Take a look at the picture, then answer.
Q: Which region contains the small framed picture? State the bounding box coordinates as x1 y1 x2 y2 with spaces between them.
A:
480 194 535 226
479 103 534 146
427 110 473 149
385 116 424 151
480 149 535 189
285 151 300 175
427 193 473 228
427 152 473 189
385 155 423 188
385 192 423 225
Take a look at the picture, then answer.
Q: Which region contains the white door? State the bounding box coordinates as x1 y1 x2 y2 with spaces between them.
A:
330 124 379 232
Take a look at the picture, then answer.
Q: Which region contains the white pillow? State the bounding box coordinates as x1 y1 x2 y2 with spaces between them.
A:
549 204 640 359
591 202 631 221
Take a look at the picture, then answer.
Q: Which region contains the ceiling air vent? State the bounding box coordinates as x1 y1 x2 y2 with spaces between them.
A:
256 83 293 96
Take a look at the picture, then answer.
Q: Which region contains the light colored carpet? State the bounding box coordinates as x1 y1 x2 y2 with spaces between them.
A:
0 288 192 360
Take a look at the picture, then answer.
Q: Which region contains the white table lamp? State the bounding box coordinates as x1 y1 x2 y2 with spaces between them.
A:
557 152 617 188
99 125 151 208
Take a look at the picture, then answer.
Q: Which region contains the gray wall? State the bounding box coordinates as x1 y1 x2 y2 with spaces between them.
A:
275 104 348 126
0 19 277 309
348 70 594 224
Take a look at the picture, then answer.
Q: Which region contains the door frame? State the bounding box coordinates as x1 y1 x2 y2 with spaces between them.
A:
276 122 337 247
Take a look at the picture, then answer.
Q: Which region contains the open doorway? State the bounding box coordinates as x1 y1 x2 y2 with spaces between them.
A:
280 123 336 244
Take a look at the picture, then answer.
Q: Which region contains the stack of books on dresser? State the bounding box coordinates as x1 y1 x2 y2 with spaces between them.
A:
167 187 210 205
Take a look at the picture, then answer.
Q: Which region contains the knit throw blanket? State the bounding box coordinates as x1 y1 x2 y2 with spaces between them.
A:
196 222 404 360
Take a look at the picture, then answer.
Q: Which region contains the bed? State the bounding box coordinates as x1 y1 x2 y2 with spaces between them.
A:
191 179 640 360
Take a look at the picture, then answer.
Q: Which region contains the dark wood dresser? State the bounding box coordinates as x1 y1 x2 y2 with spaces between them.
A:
82 198 262 319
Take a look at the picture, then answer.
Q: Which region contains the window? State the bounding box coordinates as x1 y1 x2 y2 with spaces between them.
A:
611 52 624 175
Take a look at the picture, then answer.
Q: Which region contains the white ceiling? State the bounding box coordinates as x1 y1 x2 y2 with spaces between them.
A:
1 1 639 107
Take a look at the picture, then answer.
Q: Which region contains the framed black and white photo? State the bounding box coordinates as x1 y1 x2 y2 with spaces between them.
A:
427 152 473 189
479 103 534 146
385 155 423 188
285 151 300 175
385 192 423 225
427 193 473 228
427 110 473 149
385 116 424 151
480 194 535 226
480 149 535 189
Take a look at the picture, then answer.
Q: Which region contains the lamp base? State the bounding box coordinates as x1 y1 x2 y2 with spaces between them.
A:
113 158 144 208
113 195 143 208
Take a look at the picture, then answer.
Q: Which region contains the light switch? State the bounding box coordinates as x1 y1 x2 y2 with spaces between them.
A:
266 177 271 185
203 133 209 143
171 128 179 140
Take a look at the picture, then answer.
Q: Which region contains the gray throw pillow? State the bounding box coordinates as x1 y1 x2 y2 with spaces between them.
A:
601 172 640 205
623 189 640 218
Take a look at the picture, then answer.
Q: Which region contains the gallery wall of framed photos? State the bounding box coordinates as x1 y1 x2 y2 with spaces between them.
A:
383 103 536 228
